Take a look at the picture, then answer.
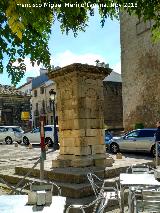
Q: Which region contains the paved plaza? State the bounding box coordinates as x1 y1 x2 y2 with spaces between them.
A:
0 143 154 212
0 143 153 171
0 143 58 171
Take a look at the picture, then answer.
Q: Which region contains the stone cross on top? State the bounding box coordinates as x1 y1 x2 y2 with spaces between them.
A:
48 63 112 168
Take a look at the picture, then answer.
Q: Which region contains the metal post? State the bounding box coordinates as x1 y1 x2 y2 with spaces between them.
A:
40 119 46 183
52 100 59 150
40 157 44 183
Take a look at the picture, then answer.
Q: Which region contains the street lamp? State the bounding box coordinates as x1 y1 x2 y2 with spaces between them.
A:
49 89 59 150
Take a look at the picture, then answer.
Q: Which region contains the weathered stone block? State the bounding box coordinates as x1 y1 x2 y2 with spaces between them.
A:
94 158 106 167
70 158 93 167
92 153 107 159
94 157 114 167
57 154 74 160
62 130 85 138
60 146 91 156
52 159 71 168
60 138 76 147
86 129 98 137
92 144 106 154
86 137 97 146
106 157 115 166
74 137 87 147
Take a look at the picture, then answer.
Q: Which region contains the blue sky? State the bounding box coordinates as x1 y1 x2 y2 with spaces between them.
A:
0 10 120 87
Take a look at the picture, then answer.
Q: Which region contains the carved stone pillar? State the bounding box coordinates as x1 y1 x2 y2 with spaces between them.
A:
48 63 112 168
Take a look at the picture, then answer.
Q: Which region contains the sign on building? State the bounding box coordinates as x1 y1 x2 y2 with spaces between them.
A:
21 111 30 120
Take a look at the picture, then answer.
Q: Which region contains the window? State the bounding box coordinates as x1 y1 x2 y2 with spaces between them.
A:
51 116 53 125
49 99 52 111
139 130 156 137
44 127 52 131
126 131 139 138
34 90 37 97
42 100 45 109
40 87 44 94
36 103 38 111
12 127 23 133
33 127 40 133
0 127 6 132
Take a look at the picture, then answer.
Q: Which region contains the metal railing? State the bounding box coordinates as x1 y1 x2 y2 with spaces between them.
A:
9 157 41 195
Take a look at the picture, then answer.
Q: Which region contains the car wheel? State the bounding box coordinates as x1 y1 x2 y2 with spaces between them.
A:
151 145 156 157
45 137 53 147
23 136 30 145
5 136 13 144
110 143 119 154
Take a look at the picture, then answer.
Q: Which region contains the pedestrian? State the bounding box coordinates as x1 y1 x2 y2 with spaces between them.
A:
155 121 160 142
155 121 160 166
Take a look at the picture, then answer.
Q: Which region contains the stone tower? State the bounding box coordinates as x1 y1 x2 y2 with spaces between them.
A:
120 13 160 130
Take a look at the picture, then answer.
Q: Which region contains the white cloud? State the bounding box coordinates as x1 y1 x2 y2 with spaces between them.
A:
51 50 106 67
112 62 121 74
13 57 40 76
51 50 121 74
14 52 121 79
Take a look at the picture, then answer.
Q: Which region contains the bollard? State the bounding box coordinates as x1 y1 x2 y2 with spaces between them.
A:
14 142 18 147
45 145 48 151
28 143 32 149
116 153 123 159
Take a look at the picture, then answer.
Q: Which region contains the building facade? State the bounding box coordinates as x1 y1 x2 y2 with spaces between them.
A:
31 79 56 127
103 71 123 129
17 77 33 95
0 85 30 129
120 13 160 130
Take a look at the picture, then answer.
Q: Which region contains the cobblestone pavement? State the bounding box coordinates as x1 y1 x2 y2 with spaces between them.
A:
0 142 153 171
0 143 58 171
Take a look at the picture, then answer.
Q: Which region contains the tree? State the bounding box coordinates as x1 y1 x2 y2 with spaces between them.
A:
0 0 160 85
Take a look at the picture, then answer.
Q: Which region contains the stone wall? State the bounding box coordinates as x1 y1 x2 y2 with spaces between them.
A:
120 13 160 130
0 85 30 129
103 81 123 129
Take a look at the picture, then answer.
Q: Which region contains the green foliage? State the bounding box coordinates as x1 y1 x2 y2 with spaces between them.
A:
0 0 160 85
135 123 144 129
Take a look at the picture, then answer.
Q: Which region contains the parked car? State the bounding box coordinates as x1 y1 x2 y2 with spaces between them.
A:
108 128 157 156
23 125 58 146
0 126 24 144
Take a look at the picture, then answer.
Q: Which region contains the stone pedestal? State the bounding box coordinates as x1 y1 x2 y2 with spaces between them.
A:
48 63 112 168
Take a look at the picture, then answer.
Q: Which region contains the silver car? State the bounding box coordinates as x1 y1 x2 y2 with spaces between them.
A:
109 128 157 155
